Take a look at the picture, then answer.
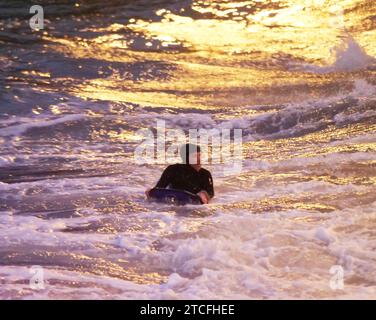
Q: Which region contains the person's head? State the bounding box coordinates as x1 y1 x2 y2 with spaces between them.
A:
180 143 201 166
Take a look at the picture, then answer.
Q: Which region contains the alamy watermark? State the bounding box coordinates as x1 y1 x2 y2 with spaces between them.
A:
329 265 344 291
29 5 44 31
134 120 243 176
29 265 45 290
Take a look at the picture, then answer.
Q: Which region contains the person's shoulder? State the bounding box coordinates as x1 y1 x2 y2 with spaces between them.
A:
199 167 212 176
165 163 183 171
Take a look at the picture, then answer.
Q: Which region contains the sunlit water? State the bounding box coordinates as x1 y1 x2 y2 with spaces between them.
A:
0 0 375 299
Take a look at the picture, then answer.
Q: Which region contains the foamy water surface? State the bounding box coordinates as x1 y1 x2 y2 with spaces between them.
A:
0 0 375 299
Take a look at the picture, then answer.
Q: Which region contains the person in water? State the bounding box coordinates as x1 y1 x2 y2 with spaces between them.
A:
146 143 214 204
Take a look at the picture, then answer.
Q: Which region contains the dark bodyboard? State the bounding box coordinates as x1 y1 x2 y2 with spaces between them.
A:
148 188 203 205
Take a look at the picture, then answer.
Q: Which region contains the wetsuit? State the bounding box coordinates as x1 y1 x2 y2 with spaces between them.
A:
154 164 214 198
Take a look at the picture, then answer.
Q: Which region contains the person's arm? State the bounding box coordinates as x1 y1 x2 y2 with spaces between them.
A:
155 165 173 189
197 172 214 204
145 165 173 198
205 172 214 198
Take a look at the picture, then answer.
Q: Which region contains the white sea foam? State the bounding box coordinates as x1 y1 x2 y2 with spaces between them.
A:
0 156 15 165
351 79 376 97
0 114 86 137
289 37 376 74
2 201 375 299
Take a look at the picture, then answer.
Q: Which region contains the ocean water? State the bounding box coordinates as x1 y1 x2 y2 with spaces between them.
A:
0 0 375 299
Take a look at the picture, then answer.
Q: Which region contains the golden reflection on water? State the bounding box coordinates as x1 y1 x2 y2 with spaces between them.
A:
43 0 376 110
214 195 338 213
127 0 376 60
242 122 376 161
65 252 167 284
